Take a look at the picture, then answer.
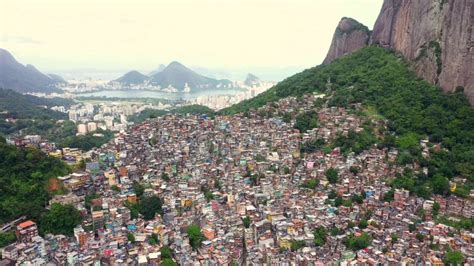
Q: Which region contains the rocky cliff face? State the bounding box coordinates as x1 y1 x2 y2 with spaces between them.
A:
323 0 474 104
323 17 371 64
371 0 474 104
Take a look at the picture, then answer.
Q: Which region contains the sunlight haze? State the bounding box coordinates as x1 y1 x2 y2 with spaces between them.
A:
1 0 383 79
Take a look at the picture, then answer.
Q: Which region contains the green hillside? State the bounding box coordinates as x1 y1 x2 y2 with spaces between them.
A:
0 137 70 223
0 88 72 120
221 46 474 195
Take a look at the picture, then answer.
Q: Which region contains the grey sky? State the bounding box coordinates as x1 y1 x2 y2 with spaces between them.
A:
0 0 383 80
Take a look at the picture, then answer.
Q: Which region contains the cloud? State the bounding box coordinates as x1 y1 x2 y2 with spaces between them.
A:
0 36 43 45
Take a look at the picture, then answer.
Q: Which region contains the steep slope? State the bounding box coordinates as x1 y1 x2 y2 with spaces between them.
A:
321 0 474 104
47 74 67 84
148 61 232 91
114 70 149 85
222 46 474 188
323 17 371 64
370 0 474 104
0 140 70 223
0 48 60 93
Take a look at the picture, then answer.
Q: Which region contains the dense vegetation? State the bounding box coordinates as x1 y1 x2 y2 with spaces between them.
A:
60 128 114 151
294 111 318 132
0 89 111 151
125 194 163 220
0 141 70 224
187 224 204 250
345 232 372 251
221 46 474 197
332 129 377 155
313 227 327 246
131 104 215 123
0 231 16 248
38 203 82 236
0 89 74 137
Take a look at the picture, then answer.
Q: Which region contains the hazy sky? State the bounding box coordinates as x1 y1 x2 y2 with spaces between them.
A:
0 0 383 80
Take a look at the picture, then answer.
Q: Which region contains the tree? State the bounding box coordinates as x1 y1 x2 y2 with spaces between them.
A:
139 195 163 220
132 181 145 197
443 250 464 265
313 227 327 246
432 175 450 195
148 233 159 245
383 189 394 202
359 219 368 229
391 233 398 243
187 224 204 250
203 190 214 202
160 245 173 259
328 190 338 199
39 203 82 236
432 201 440 216
349 166 360 175
294 111 318 132
0 231 16 247
334 197 343 207
345 232 372 251
301 179 319 189
162 259 178 266
75 159 86 171
325 168 338 184
330 226 341 236
351 193 364 204
416 233 424 242
242 216 251 228
85 192 99 211
290 240 306 250
161 172 170 181
127 232 135 243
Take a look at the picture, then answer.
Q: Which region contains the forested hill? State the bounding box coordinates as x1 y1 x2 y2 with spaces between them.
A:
221 46 474 192
0 88 72 120
0 137 70 223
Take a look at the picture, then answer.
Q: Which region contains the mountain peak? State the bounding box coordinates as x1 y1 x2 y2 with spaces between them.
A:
244 73 261 87
114 70 148 85
323 17 370 65
167 61 187 69
0 49 60 93
0 48 17 64
149 61 232 90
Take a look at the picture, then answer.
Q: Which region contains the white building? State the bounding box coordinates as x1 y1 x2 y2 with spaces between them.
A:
77 124 88 135
87 122 97 133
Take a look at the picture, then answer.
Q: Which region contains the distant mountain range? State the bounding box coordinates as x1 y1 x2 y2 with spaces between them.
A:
114 61 233 91
0 48 63 94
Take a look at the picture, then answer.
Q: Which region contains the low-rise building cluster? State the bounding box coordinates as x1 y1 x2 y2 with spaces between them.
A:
1 94 473 265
